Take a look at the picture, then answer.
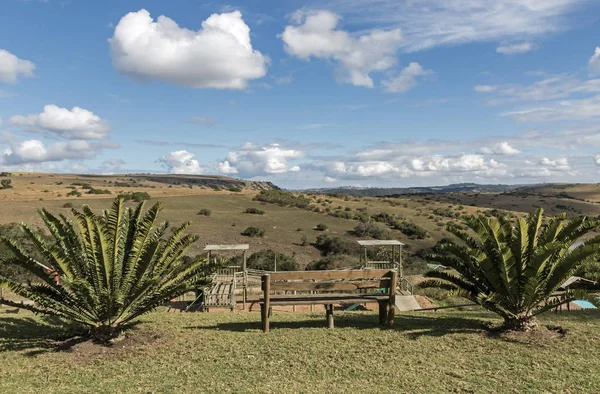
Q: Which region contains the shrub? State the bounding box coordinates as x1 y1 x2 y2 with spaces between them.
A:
197 209 212 216
306 254 360 270
87 188 111 195
351 221 390 239
245 250 298 271
244 208 265 215
241 226 265 237
313 234 360 256
393 220 427 239
118 191 151 202
67 190 82 197
254 189 310 209
0 198 210 342
315 223 328 231
62 203 74 208
300 234 309 246
228 187 243 192
0 179 13 189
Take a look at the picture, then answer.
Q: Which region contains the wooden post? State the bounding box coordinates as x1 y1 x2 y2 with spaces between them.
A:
387 270 398 328
261 274 270 333
399 245 403 278
242 250 247 311
378 301 388 325
363 247 367 268
326 304 334 328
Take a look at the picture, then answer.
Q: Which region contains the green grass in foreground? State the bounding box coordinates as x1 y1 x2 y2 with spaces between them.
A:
1 308 600 393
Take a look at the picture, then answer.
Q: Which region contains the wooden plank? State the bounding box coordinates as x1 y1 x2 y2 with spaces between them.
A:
259 294 388 306
357 240 404 246
204 244 249 251
269 269 393 281
269 279 390 292
261 275 270 333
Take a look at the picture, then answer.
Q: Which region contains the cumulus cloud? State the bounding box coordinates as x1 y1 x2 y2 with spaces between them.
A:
280 10 402 88
496 42 535 55
109 9 268 89
595 155 600 166
0 49 35 83
9 105 110 139
189 116 216 126
474 85 498 93
382 62 433 93
589 47 600 75
478 142 520 155
158 150 203 174
1 139 113 165
540 157 571 171
218 143 304 177
504 95 600 122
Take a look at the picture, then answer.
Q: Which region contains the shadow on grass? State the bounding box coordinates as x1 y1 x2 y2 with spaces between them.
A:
0 315 87 354
186 312 492 338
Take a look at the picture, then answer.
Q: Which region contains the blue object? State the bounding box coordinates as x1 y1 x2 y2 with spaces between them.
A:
573 300 597 309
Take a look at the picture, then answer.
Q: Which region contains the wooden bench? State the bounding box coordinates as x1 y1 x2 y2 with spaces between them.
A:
260 269 398 333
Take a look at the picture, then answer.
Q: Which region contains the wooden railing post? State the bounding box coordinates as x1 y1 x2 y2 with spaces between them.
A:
261 274 271 333
387 270 398 328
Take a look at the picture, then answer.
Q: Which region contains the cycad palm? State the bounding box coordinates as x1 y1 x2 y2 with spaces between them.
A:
422 208 600 330
0 197 208 341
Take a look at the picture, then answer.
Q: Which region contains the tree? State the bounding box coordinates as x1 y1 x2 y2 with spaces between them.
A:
0 179 12 189
421 209 600 331
0 197 209 342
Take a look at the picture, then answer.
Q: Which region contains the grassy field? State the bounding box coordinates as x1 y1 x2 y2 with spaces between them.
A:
1 308 600 393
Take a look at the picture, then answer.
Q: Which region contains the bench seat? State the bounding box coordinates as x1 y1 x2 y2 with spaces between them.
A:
263 293 389 306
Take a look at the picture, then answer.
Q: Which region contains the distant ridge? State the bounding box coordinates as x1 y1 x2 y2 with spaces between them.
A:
300 183 533 197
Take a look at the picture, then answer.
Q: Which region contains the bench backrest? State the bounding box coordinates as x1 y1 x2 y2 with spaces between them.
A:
263 269 397 292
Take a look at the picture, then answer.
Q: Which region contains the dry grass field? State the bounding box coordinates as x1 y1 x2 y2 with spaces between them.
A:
1 173 599 267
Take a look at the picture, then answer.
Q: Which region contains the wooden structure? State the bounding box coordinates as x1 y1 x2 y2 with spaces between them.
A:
357 239 404 276
259 269 398 333
187 244 249 311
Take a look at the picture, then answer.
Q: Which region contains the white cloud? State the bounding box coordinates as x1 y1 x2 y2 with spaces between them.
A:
158 150 203 174
474 85 498 93
109 9 268 89
478 142 520 155
0 49 35 83
595 154 600 166
189 116 216 126
324 176 337 183
280 10 403 88
540 157 571 171
496 42 535 55
589 47 600 75
9 105 110 139
323 0 588 52
218 143 304 177
382 62 433 93
504 95 600 122
100 158 125 172
1 139 112 165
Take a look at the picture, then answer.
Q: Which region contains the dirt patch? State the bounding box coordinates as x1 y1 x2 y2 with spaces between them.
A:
414 295 435 309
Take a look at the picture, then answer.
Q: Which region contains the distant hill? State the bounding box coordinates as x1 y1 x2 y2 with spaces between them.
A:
301 183 529 197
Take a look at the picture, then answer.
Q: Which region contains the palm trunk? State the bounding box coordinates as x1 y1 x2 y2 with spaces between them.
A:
503 314 538 331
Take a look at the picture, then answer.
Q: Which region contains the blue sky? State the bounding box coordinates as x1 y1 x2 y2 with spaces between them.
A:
1 0 600 188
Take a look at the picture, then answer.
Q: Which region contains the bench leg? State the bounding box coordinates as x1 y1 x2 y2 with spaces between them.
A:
378 301 388 325
261 304 270 333
326 304 334 329
386 300 395 328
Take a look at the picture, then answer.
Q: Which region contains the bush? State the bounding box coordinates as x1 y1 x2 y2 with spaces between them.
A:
393 220 427 239
241 226 265 237
0 179 13 189
432 208 456 218
67 190 82 197
254 189 310 209
228 187 243 192
245 250 298 271
87 188 111 195
197 209 212 216
62 203 74 208
118 191 151 202
306 254 360 270
315 223 328 231
300 234 309 246
244 208 265 215
370 212 396 225
313 234 360 256
351 221 390 239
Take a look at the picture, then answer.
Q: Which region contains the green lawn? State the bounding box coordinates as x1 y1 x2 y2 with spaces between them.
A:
1 308 600 393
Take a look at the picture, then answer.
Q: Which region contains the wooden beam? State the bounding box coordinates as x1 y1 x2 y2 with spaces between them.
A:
269 279 390 292
326 304 334 329
269 269 393 281
387 270 398 328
